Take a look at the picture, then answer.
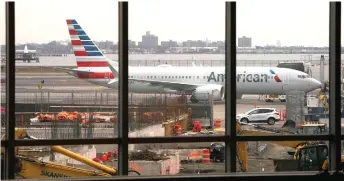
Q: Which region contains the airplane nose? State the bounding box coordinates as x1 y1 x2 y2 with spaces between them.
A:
311 79 322 90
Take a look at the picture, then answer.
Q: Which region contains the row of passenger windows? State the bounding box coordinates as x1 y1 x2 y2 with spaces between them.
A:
128 75 209 79
297 75 311 79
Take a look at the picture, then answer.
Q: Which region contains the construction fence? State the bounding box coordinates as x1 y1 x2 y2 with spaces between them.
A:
1 89 192 106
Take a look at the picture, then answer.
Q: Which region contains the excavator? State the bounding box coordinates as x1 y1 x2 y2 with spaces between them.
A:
210 121 344 172
1 128 140 179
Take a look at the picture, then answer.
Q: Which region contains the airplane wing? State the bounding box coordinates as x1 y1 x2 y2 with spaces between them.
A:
128 78 200 91
51 67 91 76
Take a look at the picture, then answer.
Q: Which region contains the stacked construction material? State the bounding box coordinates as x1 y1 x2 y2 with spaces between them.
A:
30 112 117 124
129 149 169 161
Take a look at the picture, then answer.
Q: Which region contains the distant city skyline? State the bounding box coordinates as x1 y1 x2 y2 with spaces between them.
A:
0 0 342 46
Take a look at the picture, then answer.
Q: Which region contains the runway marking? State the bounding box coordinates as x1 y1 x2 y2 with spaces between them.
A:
58 80 67 82
26 76 32 79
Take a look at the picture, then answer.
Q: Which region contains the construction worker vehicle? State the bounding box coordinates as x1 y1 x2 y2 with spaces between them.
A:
264 95 286 102
1 128 140 179
210 121 344 172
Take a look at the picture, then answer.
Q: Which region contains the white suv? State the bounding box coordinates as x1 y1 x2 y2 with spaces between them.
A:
236 108 281 125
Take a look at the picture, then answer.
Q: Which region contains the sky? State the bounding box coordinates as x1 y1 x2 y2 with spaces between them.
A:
0 0 342 46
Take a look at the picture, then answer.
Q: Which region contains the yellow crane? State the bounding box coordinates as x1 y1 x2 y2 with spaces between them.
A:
1 128 140 179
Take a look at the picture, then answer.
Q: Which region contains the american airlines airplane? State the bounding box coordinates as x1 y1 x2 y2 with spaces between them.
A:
58 19 322 103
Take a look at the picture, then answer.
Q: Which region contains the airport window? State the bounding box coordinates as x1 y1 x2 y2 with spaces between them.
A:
2 1 343 181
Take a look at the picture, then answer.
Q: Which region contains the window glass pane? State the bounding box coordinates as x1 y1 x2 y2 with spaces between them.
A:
236 1 328 137
129 143 226 175
1 2 6 139
14 0 118 140
14 144 117 179
128 0 225 137
238 141 328 172
1 48 5 139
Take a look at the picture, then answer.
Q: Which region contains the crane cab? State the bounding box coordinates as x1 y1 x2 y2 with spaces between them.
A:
293 144 329 171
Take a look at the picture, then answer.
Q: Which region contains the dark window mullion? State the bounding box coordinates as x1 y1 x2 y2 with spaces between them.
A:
329 1 341 173
225 1 237 173
118 1 129 176
5 1 16 180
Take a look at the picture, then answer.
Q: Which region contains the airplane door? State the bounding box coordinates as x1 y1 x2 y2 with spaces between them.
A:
282 71 293 92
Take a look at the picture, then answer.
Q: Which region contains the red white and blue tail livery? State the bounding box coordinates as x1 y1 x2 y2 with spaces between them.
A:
54 19 117 86
67 19 109 69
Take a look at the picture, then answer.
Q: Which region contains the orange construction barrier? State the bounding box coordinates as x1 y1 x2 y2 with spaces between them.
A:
101 154 108 162
214 119 222 128
175 124 182 136
192 121 202 132
93 157 101 162
188 151 201 160
202 149 211 163
280 108 286 121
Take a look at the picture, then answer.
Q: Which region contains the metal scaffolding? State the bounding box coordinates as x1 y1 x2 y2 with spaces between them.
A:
285 91 305 124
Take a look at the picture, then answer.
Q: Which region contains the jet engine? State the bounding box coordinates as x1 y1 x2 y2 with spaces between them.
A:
190 85 225 103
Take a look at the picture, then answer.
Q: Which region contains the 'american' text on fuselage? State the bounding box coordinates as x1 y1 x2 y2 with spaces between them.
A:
207 72 269 83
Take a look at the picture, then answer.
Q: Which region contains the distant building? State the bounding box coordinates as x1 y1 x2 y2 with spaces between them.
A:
238 36 252 48
141 31 158 49
97 40 114 50
161 40 178 48
128 40 136 48
182 40 206 47
277 40 281 47
209 41 225 47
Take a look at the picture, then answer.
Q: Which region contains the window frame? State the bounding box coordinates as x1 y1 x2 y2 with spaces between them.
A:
2 1 343 180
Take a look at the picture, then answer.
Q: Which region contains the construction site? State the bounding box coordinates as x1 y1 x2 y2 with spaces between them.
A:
2 84 343 178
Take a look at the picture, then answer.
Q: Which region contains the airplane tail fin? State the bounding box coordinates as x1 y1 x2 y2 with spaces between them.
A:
66 19 109 68
24 45 28 53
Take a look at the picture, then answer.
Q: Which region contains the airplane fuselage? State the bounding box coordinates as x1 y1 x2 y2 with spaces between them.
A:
71 66 321 95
